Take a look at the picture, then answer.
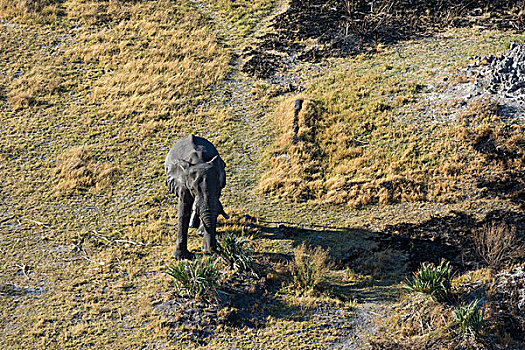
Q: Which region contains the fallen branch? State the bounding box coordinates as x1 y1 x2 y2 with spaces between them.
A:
91 230 144 246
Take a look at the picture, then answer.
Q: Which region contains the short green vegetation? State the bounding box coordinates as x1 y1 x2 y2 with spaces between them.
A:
405 260 453 302
454 299 484 335
165 256 221 299
217 231 254 273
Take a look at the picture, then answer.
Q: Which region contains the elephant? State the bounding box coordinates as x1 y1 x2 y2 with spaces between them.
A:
165 134 228 259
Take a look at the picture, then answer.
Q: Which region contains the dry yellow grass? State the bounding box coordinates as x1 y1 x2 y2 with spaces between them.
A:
53 146 119 195
0 0 63 23
259 35 525 208
1 1 524 348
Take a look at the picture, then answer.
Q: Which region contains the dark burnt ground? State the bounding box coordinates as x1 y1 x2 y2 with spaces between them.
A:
154 272 279 342
381 210 525 272
242 0 523 78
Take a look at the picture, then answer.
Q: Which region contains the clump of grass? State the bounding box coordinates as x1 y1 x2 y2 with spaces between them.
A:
405 260 453 302
53 146 118 195
165 256 221 300
260 36 525 209
217 232 254 273
473 222 517 268
7 65 66 110
454 299 484 335
289 243 331 294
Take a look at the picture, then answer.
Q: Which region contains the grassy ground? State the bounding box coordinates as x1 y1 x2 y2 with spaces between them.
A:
1 0 524 349
259 29 525 208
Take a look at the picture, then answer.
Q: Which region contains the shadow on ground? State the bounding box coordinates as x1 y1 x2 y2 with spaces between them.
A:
157 208 524 345
258 208 525 274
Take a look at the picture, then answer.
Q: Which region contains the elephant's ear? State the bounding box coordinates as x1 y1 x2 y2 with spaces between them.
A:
165 159 191 195
208 155 226 188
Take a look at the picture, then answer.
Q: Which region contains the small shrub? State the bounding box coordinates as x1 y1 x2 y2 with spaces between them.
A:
289 243 331 294
455 299 484 335
165 256 221 300
405 260 452 302
217 232 254 273
473 222 517 268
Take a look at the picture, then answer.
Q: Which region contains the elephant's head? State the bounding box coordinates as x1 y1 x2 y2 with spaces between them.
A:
178 156 223 253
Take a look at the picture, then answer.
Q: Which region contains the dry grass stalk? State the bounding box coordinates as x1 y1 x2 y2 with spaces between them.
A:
289 242 331 294
472 222 517 268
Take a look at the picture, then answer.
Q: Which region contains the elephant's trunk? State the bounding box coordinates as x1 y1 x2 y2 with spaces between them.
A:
199 205 218 253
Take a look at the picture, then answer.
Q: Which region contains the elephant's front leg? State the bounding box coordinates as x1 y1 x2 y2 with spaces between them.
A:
173 191 194 260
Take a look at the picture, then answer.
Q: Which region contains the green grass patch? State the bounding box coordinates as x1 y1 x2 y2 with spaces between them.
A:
405 260 453 302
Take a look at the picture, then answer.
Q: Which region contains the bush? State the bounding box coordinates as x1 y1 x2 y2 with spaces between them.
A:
165 256 221 299
289 243 331 294
472 222 517 268
217 232 254 273
454 299 484 335
405 260 452 302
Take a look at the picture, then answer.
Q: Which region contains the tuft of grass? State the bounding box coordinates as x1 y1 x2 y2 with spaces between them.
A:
0 0 64 24
52 146 119 195
217 231 254 273
165 256 221 300
405 260 453 302
289 243 331 294
454 299 484 335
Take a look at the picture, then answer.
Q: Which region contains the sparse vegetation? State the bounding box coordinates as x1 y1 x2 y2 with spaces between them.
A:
165 256 221 300
289 243 331 294
405 260 453 302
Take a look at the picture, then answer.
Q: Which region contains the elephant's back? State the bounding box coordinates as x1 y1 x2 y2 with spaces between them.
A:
166 134 219 165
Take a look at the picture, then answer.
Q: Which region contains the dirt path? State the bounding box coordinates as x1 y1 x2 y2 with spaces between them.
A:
188 0 364 229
